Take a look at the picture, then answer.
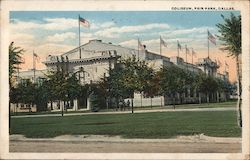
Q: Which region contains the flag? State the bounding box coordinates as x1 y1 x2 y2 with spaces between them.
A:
33 52 40 62
185 45 190 54
138 39 145 50
33 52 38 57
192 48 196 55
79 16 90 28
160 36 167 47
177 40 182 50
208 30 216 45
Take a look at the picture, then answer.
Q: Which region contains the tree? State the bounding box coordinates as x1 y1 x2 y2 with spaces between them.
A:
195 73 219 104
35 79 51 112
9 42 24 86
9 42 24 129
99 56 155 113
159 65 190 108
144 71 161 108
15 80 38 112
120 56 151 112
216 13 242 127
136 61 155 107
64 73 81 111
46 69 67 116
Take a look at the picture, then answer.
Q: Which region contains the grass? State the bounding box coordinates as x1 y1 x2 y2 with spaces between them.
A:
11 110 241 139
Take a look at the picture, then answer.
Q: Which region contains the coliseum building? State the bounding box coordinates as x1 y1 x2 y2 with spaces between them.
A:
14 39 230 112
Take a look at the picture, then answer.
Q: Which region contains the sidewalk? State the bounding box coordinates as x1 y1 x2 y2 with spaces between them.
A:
9 134 241 153
10 134 241 144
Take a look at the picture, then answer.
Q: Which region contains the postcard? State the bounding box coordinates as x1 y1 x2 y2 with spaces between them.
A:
1 0 249 159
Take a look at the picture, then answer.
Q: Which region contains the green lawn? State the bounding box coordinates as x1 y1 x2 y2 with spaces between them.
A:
11 110 241 139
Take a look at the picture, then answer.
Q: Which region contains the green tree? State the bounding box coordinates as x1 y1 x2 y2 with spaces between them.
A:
9 42 24 86
101 56 155 113
64 73 81 111
35 79 50 112
9 42 24 129
216 13 242 127
20 80 37 112
46 69 67 116
159 65 189 108
144 71 161 108
120 56 149 112
136 61 155 107
196 73 219 104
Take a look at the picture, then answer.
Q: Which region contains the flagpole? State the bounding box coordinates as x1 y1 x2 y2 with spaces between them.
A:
160 36 162 58
177 41 179 57
207 30 209 59
33 50 36 83
185 45 188 63
192 48 194 73
138 38 139 60
78 15 81 59
192 48 194 65
224 61 227 73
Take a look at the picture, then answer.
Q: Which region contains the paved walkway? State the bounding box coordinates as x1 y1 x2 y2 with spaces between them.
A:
10 134 241 153
12 107 235 118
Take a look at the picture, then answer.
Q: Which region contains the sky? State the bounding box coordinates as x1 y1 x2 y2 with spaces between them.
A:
10 11 240 82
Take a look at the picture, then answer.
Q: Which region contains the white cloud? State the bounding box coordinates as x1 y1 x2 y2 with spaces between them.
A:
80 33 96 44
46 32 76 42
11 33 35 44
143 39 160 46
95 23 170 38
160 27 216 38
100 21 116 28
119 39 138 48
10 20 41 31
43 18 78 30
90 21 116 29
36 43 75 56
119 38 164 50
11 18 117 33
11 18 78 31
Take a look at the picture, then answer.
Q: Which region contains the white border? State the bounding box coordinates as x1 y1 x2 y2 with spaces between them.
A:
1 0 249 159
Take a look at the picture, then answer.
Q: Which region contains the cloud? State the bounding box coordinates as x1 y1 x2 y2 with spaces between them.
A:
11 18 117 33
46 32 76 42
160 27 217 39
95 23 170 38
119 38 166 50
10 20 41 31
43 18 78 30
119 39 137 48
10 33 35 44
100 21 116 28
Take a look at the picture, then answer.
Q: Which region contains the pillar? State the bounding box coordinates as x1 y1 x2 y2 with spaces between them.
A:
87 98 91 110
73 99 78 111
